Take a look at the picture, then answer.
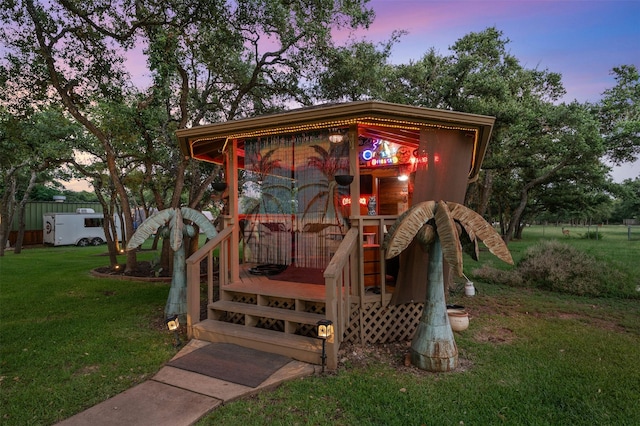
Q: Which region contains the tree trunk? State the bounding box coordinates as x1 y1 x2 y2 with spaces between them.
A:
410 238 458 372
14 170 38 254
0 171 18 257
505 189 529 243
477 170 493 218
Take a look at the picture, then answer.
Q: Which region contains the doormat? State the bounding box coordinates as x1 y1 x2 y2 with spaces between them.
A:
268 266 325 285
166 343 291 388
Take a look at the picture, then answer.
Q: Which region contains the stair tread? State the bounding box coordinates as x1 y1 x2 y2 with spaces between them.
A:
210 300 325 324
224 279 326 302
193 319 322 351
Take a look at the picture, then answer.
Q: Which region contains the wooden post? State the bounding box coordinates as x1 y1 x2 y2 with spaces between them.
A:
228 139 240 283
325 271 339 370
185 257 202 338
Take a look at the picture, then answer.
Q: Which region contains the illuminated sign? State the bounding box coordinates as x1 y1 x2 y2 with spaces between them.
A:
361 139 413 167
341 196 370 206
371 157 398 166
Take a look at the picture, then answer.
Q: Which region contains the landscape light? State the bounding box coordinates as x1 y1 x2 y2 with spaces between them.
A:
316 319 334 373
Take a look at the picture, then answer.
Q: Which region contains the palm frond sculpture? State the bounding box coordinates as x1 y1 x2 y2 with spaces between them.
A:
298 143 349 231
127 207 218 323
383 200 513 372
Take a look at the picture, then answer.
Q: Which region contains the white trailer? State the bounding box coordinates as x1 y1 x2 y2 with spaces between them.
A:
43 208 122 247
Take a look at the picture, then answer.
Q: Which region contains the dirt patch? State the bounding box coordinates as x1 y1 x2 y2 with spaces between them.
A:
92 260 212 283
531 310 629 333
73 365 100 377
337 341 473 376
473 326 517 344
93 260 170 278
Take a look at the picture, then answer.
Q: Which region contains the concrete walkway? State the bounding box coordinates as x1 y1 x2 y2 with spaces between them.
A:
56 340 318 426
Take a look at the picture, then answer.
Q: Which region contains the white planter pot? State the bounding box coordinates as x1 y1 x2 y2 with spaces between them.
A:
464 281 475 296
447 309 469 332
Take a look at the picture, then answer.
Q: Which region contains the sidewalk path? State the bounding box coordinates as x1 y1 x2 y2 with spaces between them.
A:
56 340 318 426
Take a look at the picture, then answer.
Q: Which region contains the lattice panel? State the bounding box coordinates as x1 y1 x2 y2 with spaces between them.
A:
257 318 284 332
230 293 257 305
220 312 245 325
295 324 316 337
264 296 295 310
380 303 423 342
343 302 424 344
343 303 362 343
302 302 326 315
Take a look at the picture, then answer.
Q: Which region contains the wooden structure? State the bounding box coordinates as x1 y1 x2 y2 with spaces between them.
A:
176 101 494 370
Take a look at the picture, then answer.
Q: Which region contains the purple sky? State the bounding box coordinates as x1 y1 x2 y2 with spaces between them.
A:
348 0 640 181
96 1 640 187
359 0 639 104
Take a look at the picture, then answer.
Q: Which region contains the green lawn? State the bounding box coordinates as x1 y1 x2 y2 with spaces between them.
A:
199 284 640 425
1 226 639 425
0 244 176 425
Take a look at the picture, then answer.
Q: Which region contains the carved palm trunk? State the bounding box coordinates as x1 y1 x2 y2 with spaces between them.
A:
410 238 458 371
165 244 187 323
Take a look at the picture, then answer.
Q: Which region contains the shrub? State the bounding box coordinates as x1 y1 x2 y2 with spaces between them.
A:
472 264 523 287
579 230 604 240
473 240 629 298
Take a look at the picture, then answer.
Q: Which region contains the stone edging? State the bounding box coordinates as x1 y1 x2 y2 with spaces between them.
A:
90 268 172 283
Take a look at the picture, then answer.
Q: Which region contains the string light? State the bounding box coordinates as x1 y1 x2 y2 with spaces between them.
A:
190 117 478 151
188 116 481 176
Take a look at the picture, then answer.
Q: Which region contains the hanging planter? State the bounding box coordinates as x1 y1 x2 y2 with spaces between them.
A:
334 175 354 186
212 182 227 192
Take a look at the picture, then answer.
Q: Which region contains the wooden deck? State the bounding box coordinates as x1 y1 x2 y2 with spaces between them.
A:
231 262 395 303
230 263 327 303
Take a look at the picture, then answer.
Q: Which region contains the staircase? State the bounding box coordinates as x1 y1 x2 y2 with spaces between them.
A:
186 225 357 371
191 284 327 365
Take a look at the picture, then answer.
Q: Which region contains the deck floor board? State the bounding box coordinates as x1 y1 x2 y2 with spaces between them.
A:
229 263 326 302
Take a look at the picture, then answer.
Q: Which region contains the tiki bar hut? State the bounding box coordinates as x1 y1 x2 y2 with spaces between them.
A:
176 101 495 370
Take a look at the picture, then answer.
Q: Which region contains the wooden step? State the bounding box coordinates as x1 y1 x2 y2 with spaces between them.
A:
209 300 325 325
224 277 326 303
192 319 324 365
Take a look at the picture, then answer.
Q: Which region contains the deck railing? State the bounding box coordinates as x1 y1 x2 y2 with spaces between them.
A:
183 215 400 368
185 226 234 336
352 215 399 300
322 227 359 370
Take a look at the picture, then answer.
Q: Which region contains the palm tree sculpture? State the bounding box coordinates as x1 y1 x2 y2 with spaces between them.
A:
126 207 218 323
299 143 350 231
383 200 513 372
243 147 294 218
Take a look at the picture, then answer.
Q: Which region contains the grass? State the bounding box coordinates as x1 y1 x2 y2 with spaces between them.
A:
1 225 639 425
195 285 640 425
0 244 177 425
197 225 640 425
470 225 640 297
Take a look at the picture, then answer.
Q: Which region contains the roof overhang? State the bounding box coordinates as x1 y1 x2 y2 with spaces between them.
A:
176 101 495 182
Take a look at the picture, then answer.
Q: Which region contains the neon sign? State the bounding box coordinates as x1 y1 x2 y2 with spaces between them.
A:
341 196 370 206
371 157 398 166
361 139 413 167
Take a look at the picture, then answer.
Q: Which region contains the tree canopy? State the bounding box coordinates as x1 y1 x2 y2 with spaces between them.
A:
1 3 638 254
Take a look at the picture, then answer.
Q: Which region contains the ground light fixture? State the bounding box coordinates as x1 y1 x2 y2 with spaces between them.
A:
316 319 334 373
165 314 181 347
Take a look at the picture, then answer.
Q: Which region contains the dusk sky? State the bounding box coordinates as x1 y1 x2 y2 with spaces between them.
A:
80 1 639 189
351 0 639 181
